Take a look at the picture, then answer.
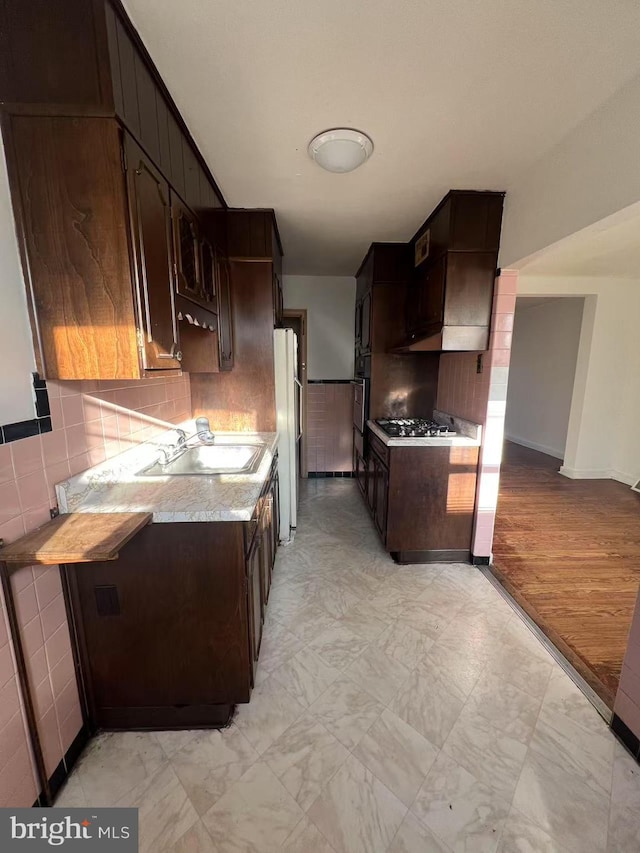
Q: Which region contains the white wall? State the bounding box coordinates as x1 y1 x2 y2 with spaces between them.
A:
0 138 37 424
518 275 640 485
282 275 356 380
505 298 584 459
500 72 640 269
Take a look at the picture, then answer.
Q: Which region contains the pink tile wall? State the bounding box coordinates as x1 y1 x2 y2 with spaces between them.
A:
435 271 517 560
0 373 192 806
615 590 640 740
307 384 354 473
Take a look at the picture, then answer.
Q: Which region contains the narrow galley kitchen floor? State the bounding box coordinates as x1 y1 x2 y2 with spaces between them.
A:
56 480 640 853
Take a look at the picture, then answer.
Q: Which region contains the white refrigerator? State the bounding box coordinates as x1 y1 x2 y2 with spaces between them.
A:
274 329 301 543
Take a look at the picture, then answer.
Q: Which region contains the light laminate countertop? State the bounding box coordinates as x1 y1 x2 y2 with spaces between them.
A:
56 423 279 523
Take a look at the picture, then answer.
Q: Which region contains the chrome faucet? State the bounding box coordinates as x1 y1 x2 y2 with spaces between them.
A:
155 428 187 466
195 416 216 445
155 422 215 466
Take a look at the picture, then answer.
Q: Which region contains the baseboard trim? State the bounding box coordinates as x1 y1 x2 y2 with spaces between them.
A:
308 471 354 478
38 722 91 805
610 469 637 487
391 549 470 564
505 434 564 460
612 713 640 762
560 465 637 486
471 555 490 566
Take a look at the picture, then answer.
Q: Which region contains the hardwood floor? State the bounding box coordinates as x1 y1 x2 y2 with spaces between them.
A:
491 441 640 709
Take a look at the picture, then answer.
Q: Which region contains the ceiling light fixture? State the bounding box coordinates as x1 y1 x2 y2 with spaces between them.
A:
308 128 374 173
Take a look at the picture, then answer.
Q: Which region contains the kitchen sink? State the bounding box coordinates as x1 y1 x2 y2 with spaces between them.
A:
138 443 267 477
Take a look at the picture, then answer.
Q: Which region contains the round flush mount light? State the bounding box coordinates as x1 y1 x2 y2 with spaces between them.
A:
308 128 374 173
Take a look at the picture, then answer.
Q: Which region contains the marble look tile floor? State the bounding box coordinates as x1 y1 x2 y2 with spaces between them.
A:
55 480 640 852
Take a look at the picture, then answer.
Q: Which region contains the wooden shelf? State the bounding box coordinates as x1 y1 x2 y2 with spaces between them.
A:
0 512 152 567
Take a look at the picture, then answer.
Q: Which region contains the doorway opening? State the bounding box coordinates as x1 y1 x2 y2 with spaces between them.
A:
282 309 308 478
491 295 640 709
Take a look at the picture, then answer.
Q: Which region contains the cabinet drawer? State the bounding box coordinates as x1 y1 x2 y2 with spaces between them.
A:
369 432 390 468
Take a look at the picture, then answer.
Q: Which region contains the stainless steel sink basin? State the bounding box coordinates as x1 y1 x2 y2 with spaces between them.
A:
138 443 267 477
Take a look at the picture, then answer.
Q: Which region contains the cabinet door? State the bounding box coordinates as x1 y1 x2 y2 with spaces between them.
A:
172 196 202 304
200 237 218 311
366 454 376 512
360 290 372 353
270 472 280 561
124 134 181 370
246 538 263 679
259 500 273 606
417 254 446 330
216 255 235 371
374 457 388 541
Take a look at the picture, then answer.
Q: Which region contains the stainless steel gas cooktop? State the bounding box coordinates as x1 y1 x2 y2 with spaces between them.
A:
375 418 457 438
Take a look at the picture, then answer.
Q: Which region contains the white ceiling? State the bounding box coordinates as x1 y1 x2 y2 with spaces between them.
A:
518 210 640 278
123 0 640 276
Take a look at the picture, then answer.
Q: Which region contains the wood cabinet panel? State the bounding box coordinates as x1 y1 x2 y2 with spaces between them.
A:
5 115 140 379
359 428 479 562
443 252 496 327
355 449 367 497
182 138 200 212
190 260 276 431
217 255 235 371
374 455 388 541
400 191 504 351
114 14 140 138
408 253 446 337
246 534 263 680
167 112 186 199
134 51 160 165
155 92 172 178
0 0 113 112
172 195 202 302
68 521 250 725
386 445 479 554
104 2 123 116
125 134 181 370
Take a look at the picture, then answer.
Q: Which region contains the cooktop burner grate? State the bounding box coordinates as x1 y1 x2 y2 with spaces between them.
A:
375 418 457 438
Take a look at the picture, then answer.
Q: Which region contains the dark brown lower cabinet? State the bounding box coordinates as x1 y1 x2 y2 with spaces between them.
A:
65 456 279 730
359 429 479 563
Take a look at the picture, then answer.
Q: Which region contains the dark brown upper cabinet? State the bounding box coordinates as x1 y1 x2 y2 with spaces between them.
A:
216 255 235 371
0 0 225 213
354 243 409 359
3 115 180 379
1 0 237 379
227 209 284 329
173 196 203 304
352 242 439 421
124 134 181 371
172 195 222 322
200 238 218 306
397 190 505 353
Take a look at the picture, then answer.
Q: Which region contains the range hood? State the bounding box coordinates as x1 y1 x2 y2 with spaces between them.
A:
392 322 490 353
